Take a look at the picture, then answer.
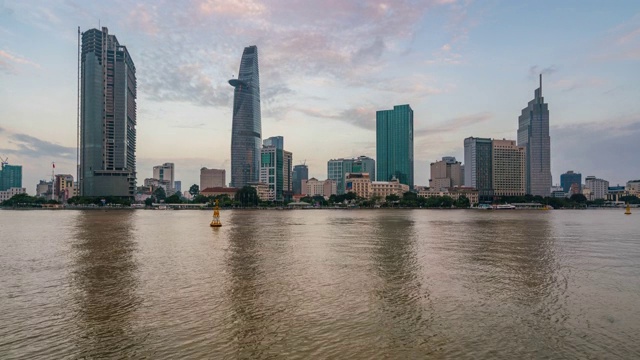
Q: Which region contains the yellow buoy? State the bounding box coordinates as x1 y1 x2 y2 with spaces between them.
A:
210 199 222 227
625 203 632 215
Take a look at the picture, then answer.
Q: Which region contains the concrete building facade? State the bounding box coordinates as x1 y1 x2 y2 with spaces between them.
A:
429 157 463 191
492 139 526 197
585 176 609 200
153 163 175 193
371 179 409 199
200 168 226 189
80 27 137 198
327 156 375 195
345 173 371 199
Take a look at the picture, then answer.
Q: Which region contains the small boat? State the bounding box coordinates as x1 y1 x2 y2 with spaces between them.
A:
493 204 516 210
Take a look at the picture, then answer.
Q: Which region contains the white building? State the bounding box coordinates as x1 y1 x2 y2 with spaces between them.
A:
153 163 175 193
626 180 640 195
585 176 609 200
0 187 26 202
302 178 337 198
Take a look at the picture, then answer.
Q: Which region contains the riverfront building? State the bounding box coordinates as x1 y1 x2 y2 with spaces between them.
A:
260 142 293 202
327 156 375 195
429 157 463 191
79 27 137 198
54 174 76 202
376 104 414 188
464 137 493 200
0 163 22 191
153 163 175 194
301 178 336 198
560 171 582 193
229 45 262 188
492 139 526 197
0 187 26 202
200 168 226 189
292 164 309 195
518 75 551 197
371 179 410 199
345 173 371 199
585 176 609 200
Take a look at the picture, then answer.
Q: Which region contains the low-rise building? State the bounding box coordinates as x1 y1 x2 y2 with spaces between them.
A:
584 176 609 200
0 187 26 202
345 173 371 199
248 182 271 201
418 187 479 204
302 178 337 198
626 180 640 196
36 180 52 198
371 179 409 199
201 187 238 198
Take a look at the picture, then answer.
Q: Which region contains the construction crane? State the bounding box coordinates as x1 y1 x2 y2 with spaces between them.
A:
1 155 8 167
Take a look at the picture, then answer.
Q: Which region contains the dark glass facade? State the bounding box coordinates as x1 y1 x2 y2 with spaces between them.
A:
464 137 493 200
518 75 551 197
292 164 308 195
560 171 581 193
0 164 22 191
230 46 261 188
80 27 137 197
376 105 414 188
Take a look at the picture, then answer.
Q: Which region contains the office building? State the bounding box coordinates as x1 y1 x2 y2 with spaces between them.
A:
376 104 414 188
229 45 261 188
36 180 52 198
627 180 640 195
560 171 582 193
302 178 336 198
0 187 26 202
464 137 493 200
174 181 181 193
200 168 226 189
371 179 410 199
292 164 309 195
492 139 526 197
585 176 609 200
153 163 175 192
260 143 293 202
518 75 551 197
345 173 371 199
0 163 22 191
263 136 283 149
429 157 463 191
327 156 375 195
55 174 75 202
80 27 137 197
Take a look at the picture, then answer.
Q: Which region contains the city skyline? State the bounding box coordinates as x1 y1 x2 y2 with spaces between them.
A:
1 1 639 191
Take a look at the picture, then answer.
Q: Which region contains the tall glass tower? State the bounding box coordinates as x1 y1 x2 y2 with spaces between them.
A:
80 27 137 197
229 46 261 188
517 75 551 197
376 105 414 188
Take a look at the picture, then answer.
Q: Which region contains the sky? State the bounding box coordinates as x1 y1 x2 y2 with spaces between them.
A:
1 0 639 194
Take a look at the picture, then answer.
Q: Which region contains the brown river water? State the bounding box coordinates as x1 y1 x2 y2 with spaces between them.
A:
0 209 639 359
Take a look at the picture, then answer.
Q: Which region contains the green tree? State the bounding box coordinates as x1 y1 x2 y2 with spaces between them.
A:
153 187 167 201
455 195 470 208
189 184 200 197
192 194 209 203
235 186 259 207
165 193 182 204
144 197 155 207
570 193 587 203
386 194 400 203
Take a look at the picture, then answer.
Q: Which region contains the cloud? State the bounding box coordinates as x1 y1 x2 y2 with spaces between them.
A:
528 65 557 79
0 131 75 159
551 115 640 185
415 112 492 137
294 106 376 130
0 49 40 74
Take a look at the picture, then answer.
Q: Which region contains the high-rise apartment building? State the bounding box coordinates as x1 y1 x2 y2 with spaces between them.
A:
492 139 526 197
200 168 226 189
153 163 174 192
260 143 292 202
229 45 261 188
429 157 463 191
80 27 137 197
327 156 375 195
292 164 309 195
518 75 551 197
376 104 414 188
0 163 22 191
584 176 609 200
464 137 493 200
560 171 582 193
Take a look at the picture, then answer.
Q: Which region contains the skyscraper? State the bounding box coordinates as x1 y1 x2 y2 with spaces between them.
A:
464 137 493 200
327 156 375 195
0 163 22 191
292 164 309 195
79 27 136 197
229 45 261 188
260 142 292 202
263 136 283 150
153 163 175 192
491 139 526 197
376 104 414 188
560 171 582 193
518 75 551 197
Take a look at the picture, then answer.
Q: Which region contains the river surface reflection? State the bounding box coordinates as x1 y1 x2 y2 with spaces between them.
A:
0 209 639 359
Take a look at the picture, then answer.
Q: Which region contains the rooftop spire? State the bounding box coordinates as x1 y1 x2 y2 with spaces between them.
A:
539 73 542 95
